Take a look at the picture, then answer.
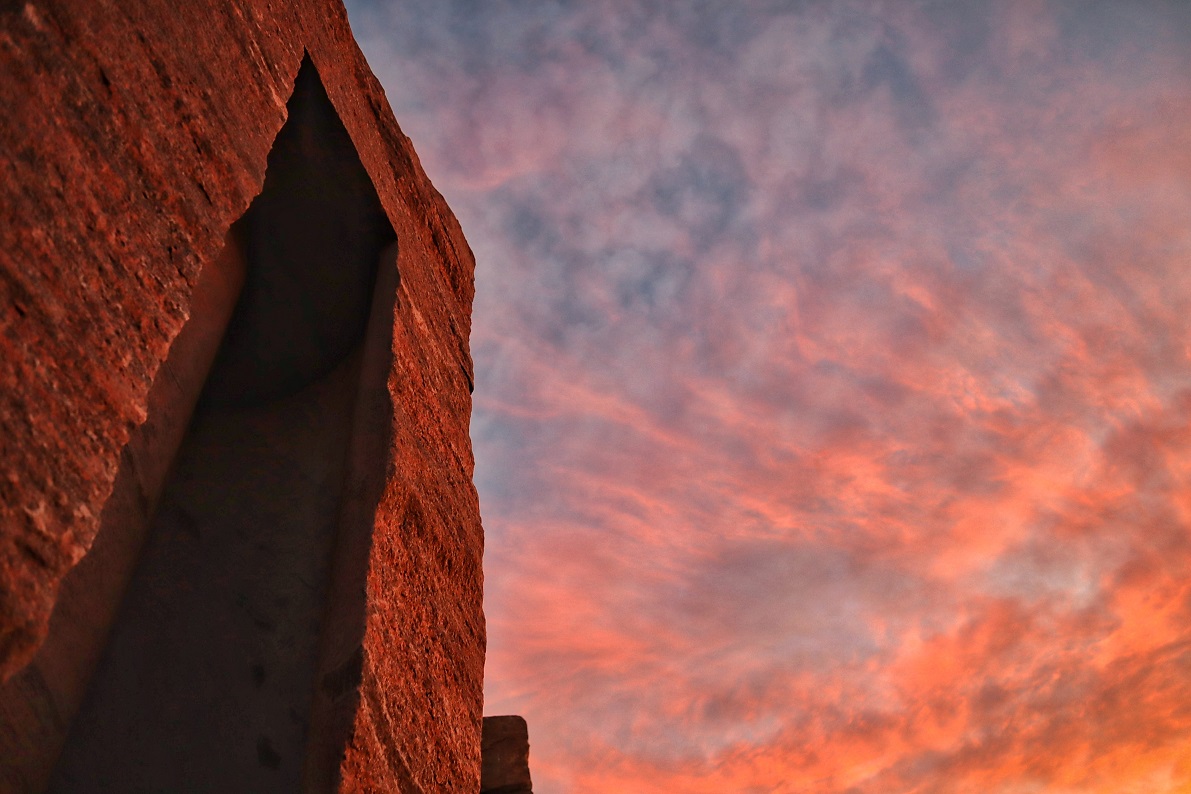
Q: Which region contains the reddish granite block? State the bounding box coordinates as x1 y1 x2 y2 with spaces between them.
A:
0 1 483 790
482 716 534 794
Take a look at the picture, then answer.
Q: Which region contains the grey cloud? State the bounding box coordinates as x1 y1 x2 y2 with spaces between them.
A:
647 135 752 248
861 42 935 132
670 538 925 661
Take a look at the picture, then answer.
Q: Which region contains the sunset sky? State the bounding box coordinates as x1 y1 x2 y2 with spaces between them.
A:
344 2 1191 791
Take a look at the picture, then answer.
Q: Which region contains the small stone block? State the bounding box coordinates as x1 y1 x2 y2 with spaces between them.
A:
481 715 533 794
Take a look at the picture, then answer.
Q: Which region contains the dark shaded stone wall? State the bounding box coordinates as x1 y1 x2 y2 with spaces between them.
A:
482 716 534 794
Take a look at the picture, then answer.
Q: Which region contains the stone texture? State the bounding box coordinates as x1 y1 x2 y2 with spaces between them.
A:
481 716 534 794
0 1 483 790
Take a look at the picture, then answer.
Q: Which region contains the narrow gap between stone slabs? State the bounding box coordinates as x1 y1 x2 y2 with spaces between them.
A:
44 56 396 793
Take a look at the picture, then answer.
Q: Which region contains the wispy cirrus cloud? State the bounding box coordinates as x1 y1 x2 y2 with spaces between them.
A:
347 1 1191 791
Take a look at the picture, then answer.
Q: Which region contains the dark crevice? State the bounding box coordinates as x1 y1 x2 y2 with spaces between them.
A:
45 56 396 792
202 56 394 408
320 643 364 701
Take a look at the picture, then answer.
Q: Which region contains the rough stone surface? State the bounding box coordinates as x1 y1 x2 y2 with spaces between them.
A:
481 716 534 794
0 1 483 790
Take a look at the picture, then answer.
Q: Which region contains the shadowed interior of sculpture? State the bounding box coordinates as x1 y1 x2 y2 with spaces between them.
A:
48 56 396 791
